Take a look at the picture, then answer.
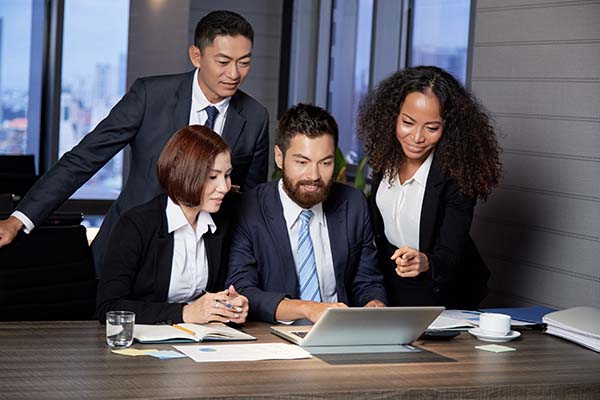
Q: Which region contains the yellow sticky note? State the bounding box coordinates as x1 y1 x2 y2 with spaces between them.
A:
111 348 159 356
475 344 516 353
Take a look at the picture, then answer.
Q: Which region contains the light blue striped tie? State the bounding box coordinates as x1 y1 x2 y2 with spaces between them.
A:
297 210 322 302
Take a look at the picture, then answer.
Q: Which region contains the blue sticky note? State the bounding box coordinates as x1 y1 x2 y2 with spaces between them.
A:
147 350 187 359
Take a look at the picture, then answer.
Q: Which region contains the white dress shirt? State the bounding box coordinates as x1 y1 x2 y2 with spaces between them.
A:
278 180 338 303
189 69 230 135
13 68 231 234
165 197 215 304
376 151 434 250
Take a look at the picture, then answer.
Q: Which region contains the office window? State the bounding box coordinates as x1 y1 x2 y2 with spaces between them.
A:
327 0 374 165
59 0 129 200
0 0 43 167
409 0 471 84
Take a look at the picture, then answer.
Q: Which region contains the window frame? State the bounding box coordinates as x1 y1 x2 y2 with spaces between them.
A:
40 0 127 216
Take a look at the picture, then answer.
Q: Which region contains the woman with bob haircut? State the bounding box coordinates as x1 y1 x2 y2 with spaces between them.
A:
357 66 502 309
96 125 248 324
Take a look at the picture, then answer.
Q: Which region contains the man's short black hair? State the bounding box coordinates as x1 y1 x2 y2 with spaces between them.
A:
194 10 254 51
275 103 339 155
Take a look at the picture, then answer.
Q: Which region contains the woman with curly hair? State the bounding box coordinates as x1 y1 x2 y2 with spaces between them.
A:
357 66 501 309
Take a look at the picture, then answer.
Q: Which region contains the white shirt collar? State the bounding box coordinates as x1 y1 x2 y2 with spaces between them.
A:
278 179 326 230
166 196 216 237
403 150 435 187
193 68 230 114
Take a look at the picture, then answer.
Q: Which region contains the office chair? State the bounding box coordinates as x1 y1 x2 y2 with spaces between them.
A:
0 154 39 201
0 224 97 321
0 154 36 175
0 193 13 212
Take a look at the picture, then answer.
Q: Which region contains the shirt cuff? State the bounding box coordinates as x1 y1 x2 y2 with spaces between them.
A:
11 211 35 234
276 319 295 325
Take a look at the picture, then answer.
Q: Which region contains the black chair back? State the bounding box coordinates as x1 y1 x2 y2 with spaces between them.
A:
0 193 13 212
0 154 35 175
0 225 97 321
0 154 38 200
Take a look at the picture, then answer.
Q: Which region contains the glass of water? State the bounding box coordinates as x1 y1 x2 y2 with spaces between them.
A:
106 311 135 348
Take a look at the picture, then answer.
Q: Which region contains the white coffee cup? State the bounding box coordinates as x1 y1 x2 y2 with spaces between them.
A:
478 312 511 336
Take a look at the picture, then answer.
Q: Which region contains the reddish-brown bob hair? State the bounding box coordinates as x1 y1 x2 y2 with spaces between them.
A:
157 125 230 207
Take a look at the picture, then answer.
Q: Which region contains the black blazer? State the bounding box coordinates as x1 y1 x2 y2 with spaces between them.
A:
16 70 269 271
95 193 236 324
226 181 387 323
370 160 489 309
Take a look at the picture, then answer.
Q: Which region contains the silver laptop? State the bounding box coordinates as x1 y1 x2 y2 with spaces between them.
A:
271 306 444 350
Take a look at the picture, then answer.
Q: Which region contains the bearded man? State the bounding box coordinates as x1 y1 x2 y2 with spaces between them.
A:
226 103 387 324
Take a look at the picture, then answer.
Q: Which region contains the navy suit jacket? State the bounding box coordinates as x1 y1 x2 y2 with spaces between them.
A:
16 70 269 271
370 160 489 309
226 181 387 323
96 194 235 324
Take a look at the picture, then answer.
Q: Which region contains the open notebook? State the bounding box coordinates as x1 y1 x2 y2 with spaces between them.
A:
134 323 255 343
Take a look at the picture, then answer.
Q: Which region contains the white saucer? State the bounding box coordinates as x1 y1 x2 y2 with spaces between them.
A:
468 328 521 343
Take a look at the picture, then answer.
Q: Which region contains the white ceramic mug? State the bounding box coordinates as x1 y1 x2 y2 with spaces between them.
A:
478 312 511 336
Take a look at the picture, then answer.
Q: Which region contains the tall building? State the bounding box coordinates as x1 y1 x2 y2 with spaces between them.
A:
118 52 127 94
0 18 4 126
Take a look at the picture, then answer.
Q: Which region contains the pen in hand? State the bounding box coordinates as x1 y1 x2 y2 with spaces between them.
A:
216 299 242 312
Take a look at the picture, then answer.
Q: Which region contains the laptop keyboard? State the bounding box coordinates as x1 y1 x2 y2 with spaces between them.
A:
291 331 308 338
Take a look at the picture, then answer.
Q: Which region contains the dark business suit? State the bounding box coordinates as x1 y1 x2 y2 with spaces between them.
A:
95 193 234 324
226 181 388 323
370 160 489 309
16 70 269 271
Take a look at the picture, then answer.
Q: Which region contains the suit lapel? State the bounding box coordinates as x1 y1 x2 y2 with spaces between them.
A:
154 196 175 301
171 70 195 134
324 190 348 303
420 160 445 252
204 226 223 291
222 92 246 151
261 182 299 296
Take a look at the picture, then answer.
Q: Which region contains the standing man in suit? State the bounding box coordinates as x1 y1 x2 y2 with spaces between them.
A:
0 10 270 271
226 104 387 324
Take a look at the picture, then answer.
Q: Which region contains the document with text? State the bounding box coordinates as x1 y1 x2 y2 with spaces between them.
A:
173 343 312 362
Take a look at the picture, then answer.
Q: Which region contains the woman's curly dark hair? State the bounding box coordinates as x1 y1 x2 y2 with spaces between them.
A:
357 66 501 200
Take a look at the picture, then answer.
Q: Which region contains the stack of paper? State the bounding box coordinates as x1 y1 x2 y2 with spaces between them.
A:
427 310 479 331
542 306 600 353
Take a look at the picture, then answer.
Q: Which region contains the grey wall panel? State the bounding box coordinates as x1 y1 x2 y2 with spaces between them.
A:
476 188 599 239
127 0 191 84
239 78 279 103
191 0 280 13
239 55 280 79
472 43 600 79
474 2 600 44
473 217 599 279
477 0 597 8
472 81 599 119
483 257 600 308
189 8 282 37
499 153 600 198
252 35 286 57
493 116 600 159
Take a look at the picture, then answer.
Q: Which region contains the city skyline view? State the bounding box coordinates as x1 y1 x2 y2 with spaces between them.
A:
0 0 129 200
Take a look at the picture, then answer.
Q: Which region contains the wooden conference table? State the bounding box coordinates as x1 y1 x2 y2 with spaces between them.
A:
0 321 599 399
